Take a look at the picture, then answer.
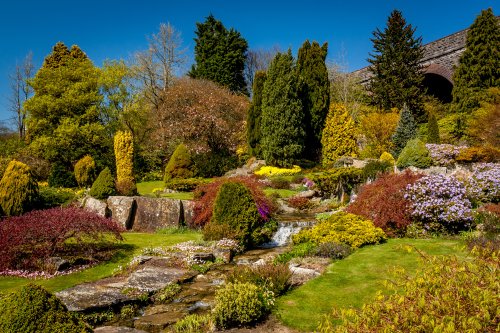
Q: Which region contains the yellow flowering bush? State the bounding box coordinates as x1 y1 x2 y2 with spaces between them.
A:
292 212 386 249
254 165 301 177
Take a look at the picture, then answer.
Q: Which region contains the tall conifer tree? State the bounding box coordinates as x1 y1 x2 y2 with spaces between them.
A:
391 104 417 157
451 8 500 116
368 10 425 121
297 40 330 159
247 71 267 157
189 15 248 94
261 50 305 167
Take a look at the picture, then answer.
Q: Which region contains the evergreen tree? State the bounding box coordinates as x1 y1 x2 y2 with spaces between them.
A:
24 42 110 167
247 71 266 157
297 40 330 159
189 15 248 94
427 113 440 144
261 50 305 167
368 10 425 122
321 103 358 166
451 8 500 116
391 104 417 157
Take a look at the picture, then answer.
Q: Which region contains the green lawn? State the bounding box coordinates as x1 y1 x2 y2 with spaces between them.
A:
136 181 164 195
276 238 467 331
0 231 202 294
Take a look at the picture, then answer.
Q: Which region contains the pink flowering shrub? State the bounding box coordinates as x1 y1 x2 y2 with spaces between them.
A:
405 174 473 230
0 207 123 272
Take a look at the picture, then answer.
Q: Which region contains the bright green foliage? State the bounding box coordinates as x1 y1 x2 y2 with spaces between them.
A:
0 284 91 333
451 8 500 117
247 71 267 157
74 155 96 188
189 15 248 94
321 103 358 166
368 10 425 121
0 160 38 216
89 167 116 199
48 163 77 188
297 40 330 157
173 314 213 333
213 282 272 329
261 50 305 167
318 249 499 333
379 151 395 166
164 143 194 182
391 104 417 157
396 138 432 169
207 182 262 249
293 212 386 249
25 42 110 166
426 112 440 144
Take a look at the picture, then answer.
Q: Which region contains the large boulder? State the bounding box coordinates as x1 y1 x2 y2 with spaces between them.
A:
132 197 181 232
83 197 109 217
107 196 136 229
181 199 195 226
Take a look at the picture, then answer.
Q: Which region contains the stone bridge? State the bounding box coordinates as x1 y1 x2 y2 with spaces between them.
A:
352 27 469 103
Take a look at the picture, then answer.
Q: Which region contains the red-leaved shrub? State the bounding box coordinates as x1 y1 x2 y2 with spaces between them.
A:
287 197 314 210
346 171 423 236
193 176 275 227
479 203 500 217
0 207 123 272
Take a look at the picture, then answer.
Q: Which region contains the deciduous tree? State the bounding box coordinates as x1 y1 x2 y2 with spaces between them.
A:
8 52 34 139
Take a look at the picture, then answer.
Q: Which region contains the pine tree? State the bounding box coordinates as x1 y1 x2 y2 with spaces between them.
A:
427 113 440 144
321 103 358 166
368 10 425 122
391 104 417 157
297 40 330 159
247 71 267 157
451 8 500 116
189 15 248 94
260 50 305 167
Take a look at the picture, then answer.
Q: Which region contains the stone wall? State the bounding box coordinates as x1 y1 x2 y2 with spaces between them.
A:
83 196 195 232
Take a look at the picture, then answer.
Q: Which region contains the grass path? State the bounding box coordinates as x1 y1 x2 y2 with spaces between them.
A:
0 232 201 294
276 238 467 331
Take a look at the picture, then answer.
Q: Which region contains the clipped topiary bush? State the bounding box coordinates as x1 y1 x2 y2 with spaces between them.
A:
396 138 432 169
48 162 77 188
74 155 96 188
0 160 39 216
205 182 264 249
0 284 92 333
89 167 116 199
379 151 395 166
213 282 272 329
164 143 194 182
292 212 386 248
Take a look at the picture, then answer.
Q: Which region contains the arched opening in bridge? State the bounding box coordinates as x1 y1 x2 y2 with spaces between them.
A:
423 73 453 103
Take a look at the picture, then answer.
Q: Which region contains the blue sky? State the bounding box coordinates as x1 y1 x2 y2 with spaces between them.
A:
0 0 498 125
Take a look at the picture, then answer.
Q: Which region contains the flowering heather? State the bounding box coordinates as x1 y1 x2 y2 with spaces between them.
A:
405 174 473 227
425 144 467 167
465 163 500 205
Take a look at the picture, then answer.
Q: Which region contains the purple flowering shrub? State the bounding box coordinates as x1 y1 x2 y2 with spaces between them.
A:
425 144 467 167
464 163 500 205
405 174 473 230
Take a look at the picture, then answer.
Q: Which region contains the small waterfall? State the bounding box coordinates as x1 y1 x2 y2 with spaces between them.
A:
261 217 316 248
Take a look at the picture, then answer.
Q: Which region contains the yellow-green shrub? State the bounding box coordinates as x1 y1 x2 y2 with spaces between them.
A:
318 249 499 333
379 151 395 166
114 131 135 193
164 143 194 182
213 282 272 329
455 146 500 163
254 165 301 177
293 212 386 248
89 167 115 199
173 314 213 333
74 155 96 187
0 160 38 216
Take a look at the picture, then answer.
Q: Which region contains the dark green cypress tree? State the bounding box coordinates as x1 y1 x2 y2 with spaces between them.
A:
391 104 417 157
451 8 500 116
261 50 305 167
247 71 267 157
297 40 330 160
189 14 248 94
368 10 425 122
426 113 440 144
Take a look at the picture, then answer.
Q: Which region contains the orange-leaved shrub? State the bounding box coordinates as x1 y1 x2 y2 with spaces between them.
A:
346 171 423 236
